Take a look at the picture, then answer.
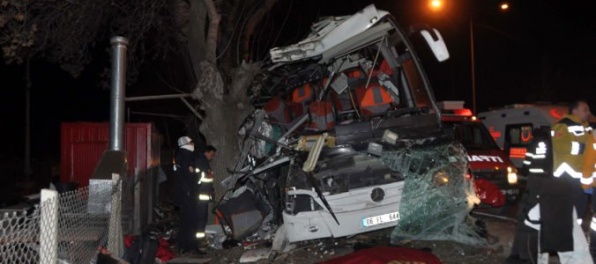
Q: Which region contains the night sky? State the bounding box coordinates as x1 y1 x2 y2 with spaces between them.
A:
2 0 596 169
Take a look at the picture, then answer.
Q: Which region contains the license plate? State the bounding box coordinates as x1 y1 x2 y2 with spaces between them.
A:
362 212 400 227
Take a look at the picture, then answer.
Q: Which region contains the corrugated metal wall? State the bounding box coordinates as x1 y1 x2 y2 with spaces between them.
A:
60 122 161 187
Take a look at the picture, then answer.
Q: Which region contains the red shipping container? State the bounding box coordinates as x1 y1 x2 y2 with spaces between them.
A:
60 122 161 187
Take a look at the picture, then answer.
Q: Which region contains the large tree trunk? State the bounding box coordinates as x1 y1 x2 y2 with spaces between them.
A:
193 61 260 222
186 0 262 224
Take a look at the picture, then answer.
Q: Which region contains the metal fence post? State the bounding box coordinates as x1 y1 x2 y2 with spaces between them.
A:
39 189 58 264
108 173 124 257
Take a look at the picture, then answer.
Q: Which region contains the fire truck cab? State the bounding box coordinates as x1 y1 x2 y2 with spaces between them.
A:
438 101 520 208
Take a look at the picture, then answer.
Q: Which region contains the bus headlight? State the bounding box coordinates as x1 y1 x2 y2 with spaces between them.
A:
507 166 518 185
433 170 449 186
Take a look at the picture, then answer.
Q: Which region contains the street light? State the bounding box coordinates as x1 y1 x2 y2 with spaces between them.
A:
427 1 509 113
429 0 443 11
469 3 509 113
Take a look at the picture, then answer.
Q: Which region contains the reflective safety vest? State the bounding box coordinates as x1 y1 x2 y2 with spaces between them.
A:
582 125 596 187
194 168 214 202
584 127 596 231
521 128 553 176
551 114 593 185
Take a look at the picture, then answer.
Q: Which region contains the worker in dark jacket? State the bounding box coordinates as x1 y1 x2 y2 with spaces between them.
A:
174 136 200 253
507 127 550 264
192 145 216 246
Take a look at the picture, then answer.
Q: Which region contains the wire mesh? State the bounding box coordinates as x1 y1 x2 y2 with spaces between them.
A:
0 206 41 264
108 176 123 257
0 173 152 263
121 175 136 236
56 183 111 263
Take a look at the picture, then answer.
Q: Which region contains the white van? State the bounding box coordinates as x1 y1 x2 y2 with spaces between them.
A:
477 103 584 169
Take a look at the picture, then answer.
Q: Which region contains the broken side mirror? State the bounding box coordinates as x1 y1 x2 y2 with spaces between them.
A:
410 24 450 62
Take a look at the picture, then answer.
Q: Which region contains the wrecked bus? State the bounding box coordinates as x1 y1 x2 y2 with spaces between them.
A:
215 4 482 251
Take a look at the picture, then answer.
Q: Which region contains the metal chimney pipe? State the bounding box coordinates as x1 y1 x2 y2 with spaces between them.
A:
109 36 128 151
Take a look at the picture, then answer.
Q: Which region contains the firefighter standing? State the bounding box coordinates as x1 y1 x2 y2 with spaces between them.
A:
173 136 200 253
506 127 551 263
192 145 217 250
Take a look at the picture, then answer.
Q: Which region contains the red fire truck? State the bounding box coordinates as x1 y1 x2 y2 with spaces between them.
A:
438 101 519 213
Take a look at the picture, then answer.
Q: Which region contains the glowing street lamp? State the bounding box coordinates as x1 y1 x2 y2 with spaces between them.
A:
429 0 443 11
427 1 509 113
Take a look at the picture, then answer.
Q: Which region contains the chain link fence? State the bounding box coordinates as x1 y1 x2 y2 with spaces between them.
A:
0 206 40 263
55 182 112 263
0 167 162 263
0 177 120 263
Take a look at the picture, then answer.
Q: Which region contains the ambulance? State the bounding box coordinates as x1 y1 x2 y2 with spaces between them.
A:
438 101 520 209
477 103 571 169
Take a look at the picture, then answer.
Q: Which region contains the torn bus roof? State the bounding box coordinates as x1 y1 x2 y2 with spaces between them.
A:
270 5 390 63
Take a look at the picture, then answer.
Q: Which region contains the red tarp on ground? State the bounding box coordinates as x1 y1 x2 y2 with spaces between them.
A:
320 246 442 264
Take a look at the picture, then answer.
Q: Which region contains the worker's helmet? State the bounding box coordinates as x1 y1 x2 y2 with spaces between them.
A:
177 136 193 147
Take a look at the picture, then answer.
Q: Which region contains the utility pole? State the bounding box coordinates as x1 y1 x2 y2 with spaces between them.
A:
25 59 32 181
470 18 476 114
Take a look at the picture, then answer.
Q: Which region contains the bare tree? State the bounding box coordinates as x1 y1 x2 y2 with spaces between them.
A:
0 0 176 81
1 0 281 202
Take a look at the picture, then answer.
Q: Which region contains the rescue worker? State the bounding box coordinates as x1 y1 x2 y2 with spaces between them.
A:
582 121 596 260
173 136 200 254
529 99 593 263
192 145 216 250
506 127 550 263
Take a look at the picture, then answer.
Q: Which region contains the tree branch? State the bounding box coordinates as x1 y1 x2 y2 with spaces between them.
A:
241 0 277 62
202 0 220 63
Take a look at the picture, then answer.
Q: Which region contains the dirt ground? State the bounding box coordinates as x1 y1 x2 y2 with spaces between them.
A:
164 210 517 264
